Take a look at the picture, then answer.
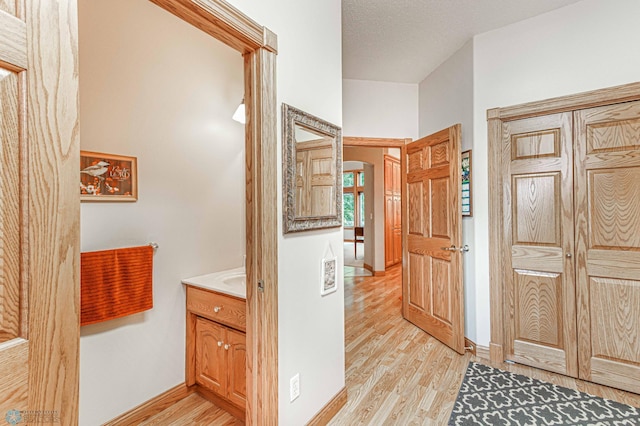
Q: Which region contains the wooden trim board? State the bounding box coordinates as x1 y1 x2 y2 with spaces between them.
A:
488 81 640 121
306 387 347 426
344 136 411 148
148 1 279 423
476 345 491 361
104 384 195 426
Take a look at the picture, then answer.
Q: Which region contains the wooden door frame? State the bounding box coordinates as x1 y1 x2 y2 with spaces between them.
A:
343 137 411 274
147 1 279 423
488 81 640 364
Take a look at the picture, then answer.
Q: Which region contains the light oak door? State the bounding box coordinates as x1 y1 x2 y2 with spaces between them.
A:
402 125 465 354
0 1 79 422
575 101 640 393
502 113 578 376
385 156 402 267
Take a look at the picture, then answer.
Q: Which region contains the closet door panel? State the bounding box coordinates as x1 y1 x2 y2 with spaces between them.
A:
503 112 577 376
575 101 640 393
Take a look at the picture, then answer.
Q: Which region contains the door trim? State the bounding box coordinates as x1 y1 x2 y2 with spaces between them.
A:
488 81 640 364
149 1 278 423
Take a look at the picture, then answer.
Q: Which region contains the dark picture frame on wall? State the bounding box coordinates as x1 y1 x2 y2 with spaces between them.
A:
462 149 472 216
80 151 138 202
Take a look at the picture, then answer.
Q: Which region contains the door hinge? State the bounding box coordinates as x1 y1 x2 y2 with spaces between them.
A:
258 279 264 292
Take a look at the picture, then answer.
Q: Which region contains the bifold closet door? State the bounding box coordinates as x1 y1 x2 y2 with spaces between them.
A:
574 101 640 394
502 112 578 377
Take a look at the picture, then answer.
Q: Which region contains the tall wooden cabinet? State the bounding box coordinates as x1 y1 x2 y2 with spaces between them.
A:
385 155 402 267
490 89 640 395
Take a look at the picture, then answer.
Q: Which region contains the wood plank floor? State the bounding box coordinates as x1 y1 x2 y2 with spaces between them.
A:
142 263 640 425
328 264 640 425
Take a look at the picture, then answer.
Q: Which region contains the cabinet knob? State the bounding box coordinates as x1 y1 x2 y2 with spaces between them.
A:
224 344 230 350
213 306 221 313
217 341 223 347
566 253 572 258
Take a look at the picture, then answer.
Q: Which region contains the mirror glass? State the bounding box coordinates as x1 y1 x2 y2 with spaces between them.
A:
283 104 342 233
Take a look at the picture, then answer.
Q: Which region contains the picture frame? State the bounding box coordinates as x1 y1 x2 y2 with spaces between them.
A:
80 151 138 202
461 150 472 217
320 256 337 296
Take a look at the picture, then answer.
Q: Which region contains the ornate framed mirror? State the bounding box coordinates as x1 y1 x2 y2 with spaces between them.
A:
282 103 342 233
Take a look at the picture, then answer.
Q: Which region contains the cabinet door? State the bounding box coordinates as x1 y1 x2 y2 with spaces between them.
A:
502 113 577 376
195 317 227 396
226 328 247 408
575 101 640 393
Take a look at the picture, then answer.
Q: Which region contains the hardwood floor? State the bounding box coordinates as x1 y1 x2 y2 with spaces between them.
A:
137 392 242 425
328 264 640 424
140 263 640 425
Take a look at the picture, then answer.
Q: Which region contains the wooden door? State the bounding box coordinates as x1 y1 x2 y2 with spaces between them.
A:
575 101 640 393
195 318 227 396
502 113 578 376
385 156 402 267
0 1 79 422
402 125 465 354
227 328 247 408
295 137 335 217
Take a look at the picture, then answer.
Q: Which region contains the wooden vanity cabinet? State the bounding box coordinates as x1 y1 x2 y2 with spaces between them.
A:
186 285 246 418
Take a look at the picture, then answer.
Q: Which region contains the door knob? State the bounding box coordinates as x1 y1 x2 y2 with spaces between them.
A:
441 245 469 253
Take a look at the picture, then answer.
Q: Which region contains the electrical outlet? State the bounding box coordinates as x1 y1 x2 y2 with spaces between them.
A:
290 373 300 402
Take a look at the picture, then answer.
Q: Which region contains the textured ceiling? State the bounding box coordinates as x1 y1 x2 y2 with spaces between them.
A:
343 0 583 83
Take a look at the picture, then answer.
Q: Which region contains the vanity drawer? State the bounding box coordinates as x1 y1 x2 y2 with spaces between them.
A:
186 286 246 332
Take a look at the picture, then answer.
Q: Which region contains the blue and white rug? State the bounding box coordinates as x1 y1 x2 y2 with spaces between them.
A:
448 362 640 425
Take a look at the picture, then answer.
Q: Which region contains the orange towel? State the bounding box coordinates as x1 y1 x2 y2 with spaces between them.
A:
81 245 153 326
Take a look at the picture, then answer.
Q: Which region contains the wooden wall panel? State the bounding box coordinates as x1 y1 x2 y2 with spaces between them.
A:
408 182 423 236
589 168 640 249
589 277 640 364
430 177 450 239
0 68 20 343
432 258 451 324
587 118 640 154
407 150 423 173
513 174 559 246
514 270 562 347
0 0 16 15
408 253 426 311
512 130 559 160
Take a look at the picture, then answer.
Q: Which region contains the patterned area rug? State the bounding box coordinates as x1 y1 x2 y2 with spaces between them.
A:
448 362 640 425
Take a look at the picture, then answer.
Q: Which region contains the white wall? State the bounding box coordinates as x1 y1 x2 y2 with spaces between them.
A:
344 147 386 272
472 0 640 346
225 0 344 424
343 79 419 139
78 1 245 424
418 39 476 341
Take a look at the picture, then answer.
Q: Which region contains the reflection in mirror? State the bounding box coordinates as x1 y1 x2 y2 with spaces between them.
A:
295 124 335 217
283 104 342 233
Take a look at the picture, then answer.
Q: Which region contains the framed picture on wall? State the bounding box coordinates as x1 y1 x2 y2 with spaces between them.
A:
80 151 138 202
462 150 472 216
321 256 337 296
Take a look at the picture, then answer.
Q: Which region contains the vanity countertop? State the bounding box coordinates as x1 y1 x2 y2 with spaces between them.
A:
181 267 246 299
